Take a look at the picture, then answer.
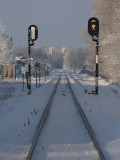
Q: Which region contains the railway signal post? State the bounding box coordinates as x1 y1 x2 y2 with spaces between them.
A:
28 25 38 95
88 17 99 95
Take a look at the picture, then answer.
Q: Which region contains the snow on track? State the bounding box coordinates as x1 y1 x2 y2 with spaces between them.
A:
31 75 100 160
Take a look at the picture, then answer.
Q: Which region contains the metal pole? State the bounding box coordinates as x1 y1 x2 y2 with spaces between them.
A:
26 72 28 89
22 73 24 91
47 66 49 80
44 64 46 82
95 35 99 95
27 78 28 89
39 63 41 87
28 30 31 95
36 64 37 88
46 65 48 80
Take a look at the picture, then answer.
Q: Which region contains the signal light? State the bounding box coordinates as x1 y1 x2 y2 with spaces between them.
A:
88 17 99 36
28 25 38 41
92 24 96 30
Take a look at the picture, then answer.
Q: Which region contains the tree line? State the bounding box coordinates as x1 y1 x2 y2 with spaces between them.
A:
0 21 63 69
13 46 63 69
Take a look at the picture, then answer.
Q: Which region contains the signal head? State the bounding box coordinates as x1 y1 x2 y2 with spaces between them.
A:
88 17 99 36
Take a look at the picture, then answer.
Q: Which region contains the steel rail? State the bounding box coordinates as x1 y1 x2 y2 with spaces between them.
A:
70 74 83 86
26 75 61 160
66 75 106 160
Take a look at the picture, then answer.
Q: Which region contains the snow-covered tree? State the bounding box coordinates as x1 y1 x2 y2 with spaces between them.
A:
79 29 95 72
63 47 88 72
13 46 48 64
79 0 120 83
0 21 14 65
92 0 120 83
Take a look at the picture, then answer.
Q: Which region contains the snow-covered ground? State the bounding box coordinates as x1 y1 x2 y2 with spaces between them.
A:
0 74 59 160
0 71 120 160
31 75 100 160
69 73 120 160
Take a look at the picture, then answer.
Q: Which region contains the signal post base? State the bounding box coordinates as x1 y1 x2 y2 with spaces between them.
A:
28 90 32 95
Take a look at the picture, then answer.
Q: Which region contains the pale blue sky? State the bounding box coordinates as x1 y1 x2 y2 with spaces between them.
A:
0 0 94 52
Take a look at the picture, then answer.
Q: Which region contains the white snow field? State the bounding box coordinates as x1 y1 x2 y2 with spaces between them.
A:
0 71 120 160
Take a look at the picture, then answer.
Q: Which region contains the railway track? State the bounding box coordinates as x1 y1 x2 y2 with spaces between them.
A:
69 74 96 93
66 75 106 160
26 74 106 160
26 75 61 160
69 74 84 88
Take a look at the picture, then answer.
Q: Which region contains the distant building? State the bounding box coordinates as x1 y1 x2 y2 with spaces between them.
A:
15 56 34 77
15 56 34 64
15 56 26 76
1 65 16 80
61 47 67 55
49 47 55 55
